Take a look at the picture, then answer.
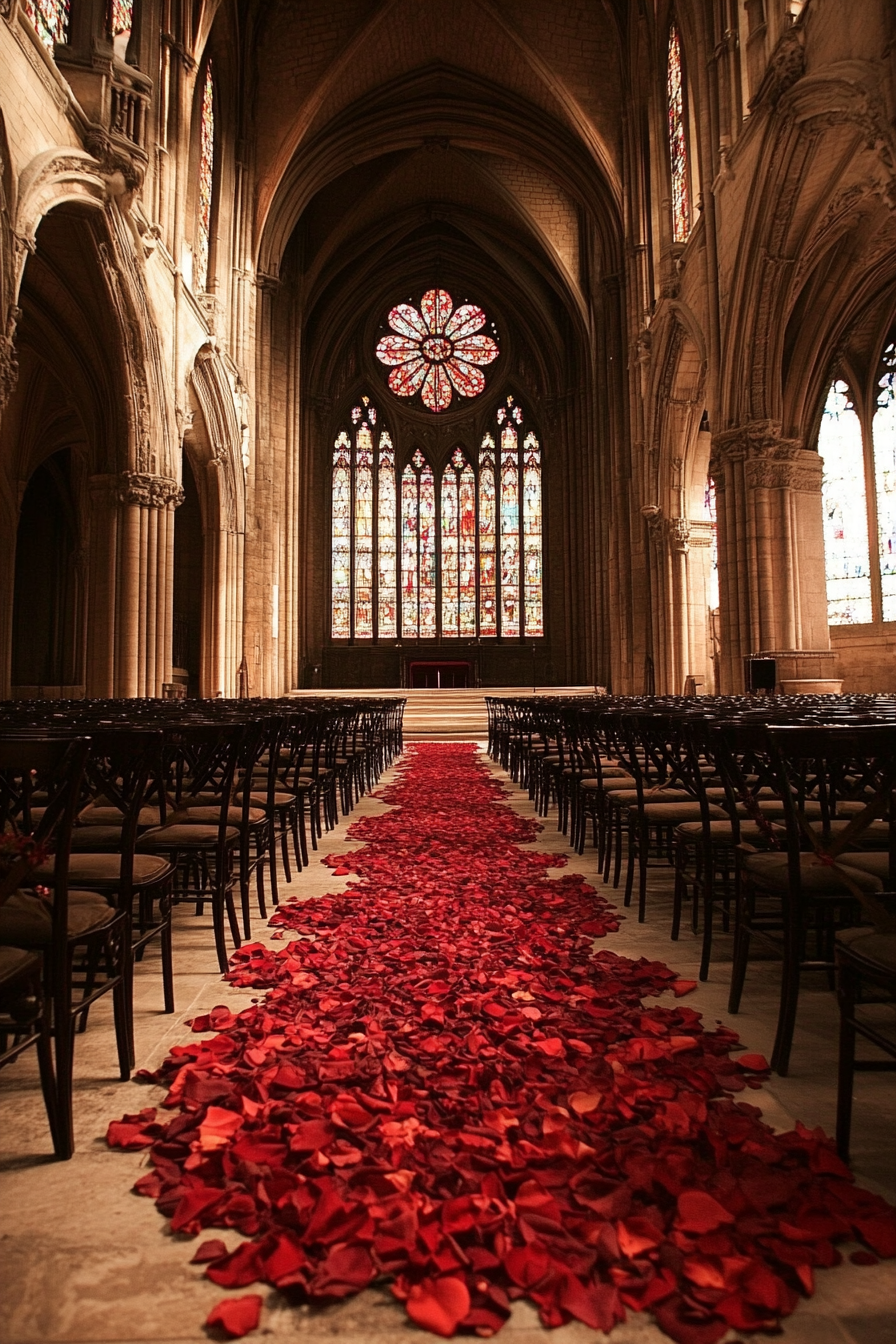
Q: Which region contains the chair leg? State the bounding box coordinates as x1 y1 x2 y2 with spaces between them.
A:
771 920 802 1076
54 953 76 1161
638 827 650 923
728 883 752 1013
836 963 857 1162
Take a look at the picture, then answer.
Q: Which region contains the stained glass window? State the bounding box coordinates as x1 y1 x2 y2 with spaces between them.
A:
110 0 132 35
331 393 543 640
376 289 499 412
819 380 872 625
110 0 132 58
667 22 690 244
23 0 70 51
401 463 419 638
195 63 215 293
705 477 719 610
331 399 398 640
331 434 352 639
479 437 498 637
499 407 522 638
522 433 543 636
874 342 896 621
377 434 397 638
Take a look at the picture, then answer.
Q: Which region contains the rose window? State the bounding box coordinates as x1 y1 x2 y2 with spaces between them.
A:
375 288 499 413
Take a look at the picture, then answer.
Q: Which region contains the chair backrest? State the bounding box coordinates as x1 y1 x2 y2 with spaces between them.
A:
0 735 91 936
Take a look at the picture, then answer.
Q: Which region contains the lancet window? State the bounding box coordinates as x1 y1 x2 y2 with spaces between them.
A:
195 62 215 293
23 0 69 51
819 340 896 625
331 395 544 640
667 22 691 244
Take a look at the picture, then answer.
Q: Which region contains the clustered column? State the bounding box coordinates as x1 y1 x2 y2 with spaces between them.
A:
710 422 831 692
86 471 183 697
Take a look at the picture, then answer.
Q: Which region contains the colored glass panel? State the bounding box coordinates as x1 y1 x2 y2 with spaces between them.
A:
23 0 69 50
354 425 374 638
376 289 498 412
500 423 520 636
705 477 719 610
522 432 543 636
479 436 497 637
331 433 352 638
195 63 215 292
419 460 437 637
441 466 459 636
668 24 690 243
874 343 896 621
401 465 419 637
110 0 132 35
459 461 477 637
377 433 397 639
819 380 872 625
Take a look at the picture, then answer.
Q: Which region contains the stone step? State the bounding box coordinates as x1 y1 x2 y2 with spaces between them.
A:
289 686 598 740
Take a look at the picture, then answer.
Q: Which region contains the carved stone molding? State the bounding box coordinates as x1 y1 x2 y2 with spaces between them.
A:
749 25 805 112
84 128 143 193
710 421 821 492
117 471 183 508
0 304 22 411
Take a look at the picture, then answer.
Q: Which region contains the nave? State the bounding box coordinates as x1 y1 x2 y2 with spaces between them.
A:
1 738 894 1344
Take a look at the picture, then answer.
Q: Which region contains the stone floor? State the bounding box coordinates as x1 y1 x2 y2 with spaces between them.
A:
1 745 894 1344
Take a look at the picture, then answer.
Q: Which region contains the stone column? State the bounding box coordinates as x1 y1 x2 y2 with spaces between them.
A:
86 471 181 697
710 421 831 692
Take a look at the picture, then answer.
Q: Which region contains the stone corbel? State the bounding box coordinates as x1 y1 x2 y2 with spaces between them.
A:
748 24 805 111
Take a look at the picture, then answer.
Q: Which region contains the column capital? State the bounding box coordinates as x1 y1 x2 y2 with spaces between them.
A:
90 470 183 508
710 420 820 491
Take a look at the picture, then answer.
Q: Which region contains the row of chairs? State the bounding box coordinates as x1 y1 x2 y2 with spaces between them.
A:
0 696 405 1159
487 693 896 1157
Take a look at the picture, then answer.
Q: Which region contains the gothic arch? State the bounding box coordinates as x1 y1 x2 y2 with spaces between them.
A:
184 345 247 696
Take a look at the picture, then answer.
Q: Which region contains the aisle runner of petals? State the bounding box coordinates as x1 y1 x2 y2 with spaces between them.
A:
109 744 896 1342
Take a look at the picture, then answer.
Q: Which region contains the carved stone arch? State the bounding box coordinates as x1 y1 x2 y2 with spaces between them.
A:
182 343 247 698
189 345 246 533
722 75 896 431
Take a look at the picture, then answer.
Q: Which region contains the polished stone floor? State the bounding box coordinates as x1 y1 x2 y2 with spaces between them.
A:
1 747 894 1344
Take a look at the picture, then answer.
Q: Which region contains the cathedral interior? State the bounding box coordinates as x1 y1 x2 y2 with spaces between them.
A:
1 0 895 701
2 2 896 1343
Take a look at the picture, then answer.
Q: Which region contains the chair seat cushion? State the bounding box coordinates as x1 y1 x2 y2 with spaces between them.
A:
610 788 693 805
79 805 161 827
675 819 783 843
174 806 266 826
836 927 896 973
635 802 728 822
70 826 125 851
0 945 41 985
32 853 172 886
836 852 894 881
137 824 240 848
249 793 295 809
742 851 884 895
0 889 115 946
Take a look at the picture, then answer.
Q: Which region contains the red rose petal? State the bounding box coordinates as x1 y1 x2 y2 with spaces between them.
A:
205 1294 262 1338
105 744 896 1344
677 1190 736 1234
404 1275 471 1337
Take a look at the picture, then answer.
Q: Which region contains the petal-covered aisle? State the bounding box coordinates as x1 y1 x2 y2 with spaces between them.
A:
110 744 896 1343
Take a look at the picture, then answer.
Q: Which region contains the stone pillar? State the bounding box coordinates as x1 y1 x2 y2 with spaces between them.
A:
86 471 182 697
710 421 830 692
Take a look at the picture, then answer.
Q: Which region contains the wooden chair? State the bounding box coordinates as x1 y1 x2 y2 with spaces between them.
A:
834 924 896 1161
0 735 131 1158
